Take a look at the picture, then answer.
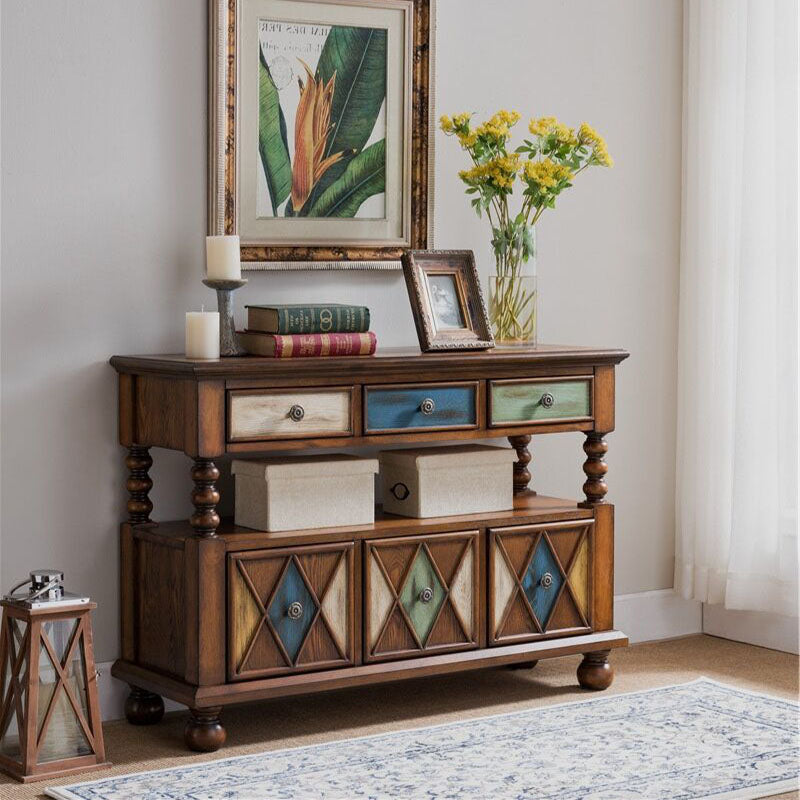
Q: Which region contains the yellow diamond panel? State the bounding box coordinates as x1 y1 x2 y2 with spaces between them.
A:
568 537 589 618
231 566 262 669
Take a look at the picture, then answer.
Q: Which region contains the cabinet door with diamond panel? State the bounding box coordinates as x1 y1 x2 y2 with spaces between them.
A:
364 531 480 663
489 521 592 645
228 543 354 680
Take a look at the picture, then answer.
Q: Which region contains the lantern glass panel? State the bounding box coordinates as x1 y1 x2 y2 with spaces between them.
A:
0 618 28 763
36 619 91 764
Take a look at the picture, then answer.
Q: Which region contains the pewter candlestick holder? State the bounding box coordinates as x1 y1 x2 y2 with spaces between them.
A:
202 278 248 357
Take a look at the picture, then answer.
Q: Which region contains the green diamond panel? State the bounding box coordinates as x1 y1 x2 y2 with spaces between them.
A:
399 549 445 644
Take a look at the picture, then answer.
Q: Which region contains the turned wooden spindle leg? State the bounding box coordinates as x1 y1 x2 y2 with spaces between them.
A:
577 650 614 690
190 458 220 537
578 432 608 508
508 434 535 496
124 686 164 725
185 707 226 752
126 445 153 523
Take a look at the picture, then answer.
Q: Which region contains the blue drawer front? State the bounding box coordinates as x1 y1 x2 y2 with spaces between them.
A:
366 385 477 432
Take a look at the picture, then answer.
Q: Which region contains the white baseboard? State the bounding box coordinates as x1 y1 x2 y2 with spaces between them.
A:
95 589 703 723
613 588 703 644
702 604 799 654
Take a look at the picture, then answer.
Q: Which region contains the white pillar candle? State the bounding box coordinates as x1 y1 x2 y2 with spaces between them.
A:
185 310 220 359
206 235 241 281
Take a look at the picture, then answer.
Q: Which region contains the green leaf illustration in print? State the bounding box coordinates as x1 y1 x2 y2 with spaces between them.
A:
258 49 292 215
302 25 387 215
257 21 387 219
308 139 386 217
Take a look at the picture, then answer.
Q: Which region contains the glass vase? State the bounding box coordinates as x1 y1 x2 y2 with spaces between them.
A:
488 227 538 346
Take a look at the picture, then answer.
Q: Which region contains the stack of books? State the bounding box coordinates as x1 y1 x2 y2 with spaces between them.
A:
238 304 376 358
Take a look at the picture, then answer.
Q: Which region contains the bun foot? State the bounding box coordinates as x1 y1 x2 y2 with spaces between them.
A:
507 660 539 670
577 650 613 690
185 707 226 752
125 687 164 725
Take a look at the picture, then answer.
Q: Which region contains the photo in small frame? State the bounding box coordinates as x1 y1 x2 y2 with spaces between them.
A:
426 273 466 330
402 250 495 351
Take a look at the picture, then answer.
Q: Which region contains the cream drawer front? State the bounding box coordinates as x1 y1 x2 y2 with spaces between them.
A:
228 388 353 442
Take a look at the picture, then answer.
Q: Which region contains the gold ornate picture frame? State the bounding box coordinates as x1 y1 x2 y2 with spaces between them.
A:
402 250 495 351
209 0 435 271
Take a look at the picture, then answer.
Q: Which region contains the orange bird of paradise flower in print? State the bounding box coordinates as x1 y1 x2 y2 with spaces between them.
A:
291 59 348 212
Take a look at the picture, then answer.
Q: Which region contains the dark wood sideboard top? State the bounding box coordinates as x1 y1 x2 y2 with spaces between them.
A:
110 345 629 380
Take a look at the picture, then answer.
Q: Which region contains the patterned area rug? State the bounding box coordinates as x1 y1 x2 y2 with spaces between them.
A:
47 679 798 800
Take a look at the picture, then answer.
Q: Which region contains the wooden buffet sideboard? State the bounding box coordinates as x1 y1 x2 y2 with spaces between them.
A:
110 345 629 751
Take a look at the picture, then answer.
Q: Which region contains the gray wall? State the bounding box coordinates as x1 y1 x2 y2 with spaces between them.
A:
0 0 682 662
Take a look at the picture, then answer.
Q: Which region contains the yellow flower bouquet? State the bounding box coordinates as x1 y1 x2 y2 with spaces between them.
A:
440 111 612 344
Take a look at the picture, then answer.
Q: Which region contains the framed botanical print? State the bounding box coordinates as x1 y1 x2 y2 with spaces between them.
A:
209 0 434 270
402 250 495 351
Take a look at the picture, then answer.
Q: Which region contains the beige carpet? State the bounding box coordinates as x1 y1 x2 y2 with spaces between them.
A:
1 634 797 800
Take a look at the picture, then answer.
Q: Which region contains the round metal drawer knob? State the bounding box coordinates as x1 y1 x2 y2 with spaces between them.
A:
287 601 304 620
288 404 305 422
540 392 555 409
419 587 434 603
540 572 553 589
420 398 436 415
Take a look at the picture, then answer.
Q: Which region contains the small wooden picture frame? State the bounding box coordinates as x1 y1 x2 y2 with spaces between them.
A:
402 250 495 351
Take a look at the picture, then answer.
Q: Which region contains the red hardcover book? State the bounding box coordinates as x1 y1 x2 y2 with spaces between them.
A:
237 331 377 358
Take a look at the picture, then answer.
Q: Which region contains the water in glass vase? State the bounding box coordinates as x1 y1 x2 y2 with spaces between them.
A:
488 226 538 345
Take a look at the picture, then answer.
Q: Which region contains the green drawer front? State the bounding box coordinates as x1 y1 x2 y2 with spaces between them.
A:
490 379 592 425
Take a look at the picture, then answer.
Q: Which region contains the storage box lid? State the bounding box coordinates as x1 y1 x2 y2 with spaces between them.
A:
378 445 516 470
232 454 379 481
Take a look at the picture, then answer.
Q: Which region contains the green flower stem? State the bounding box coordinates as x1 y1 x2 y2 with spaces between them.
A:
490 275 537 343
441 111 613 347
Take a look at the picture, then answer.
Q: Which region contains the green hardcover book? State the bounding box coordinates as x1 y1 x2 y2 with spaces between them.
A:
245 304 370 334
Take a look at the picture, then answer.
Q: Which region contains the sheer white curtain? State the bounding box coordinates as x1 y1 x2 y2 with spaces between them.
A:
675 0 799 617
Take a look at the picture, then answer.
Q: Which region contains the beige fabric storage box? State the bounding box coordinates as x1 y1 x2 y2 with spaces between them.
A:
379 445 515 518
232 455 378 532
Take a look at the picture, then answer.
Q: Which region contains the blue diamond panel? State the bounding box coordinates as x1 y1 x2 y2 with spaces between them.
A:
267 560 316 662
522 538 563 626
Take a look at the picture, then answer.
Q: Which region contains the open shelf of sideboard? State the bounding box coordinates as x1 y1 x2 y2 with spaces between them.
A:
136 492 594 551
